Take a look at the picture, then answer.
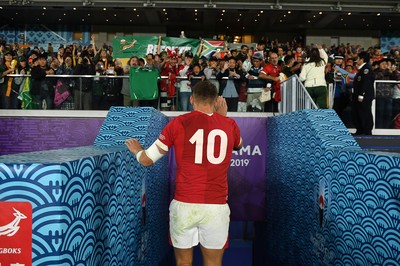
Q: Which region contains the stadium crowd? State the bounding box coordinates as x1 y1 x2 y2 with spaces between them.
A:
0 36 399 124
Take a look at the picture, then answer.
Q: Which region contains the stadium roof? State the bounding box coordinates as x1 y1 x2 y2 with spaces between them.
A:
0 0 399 36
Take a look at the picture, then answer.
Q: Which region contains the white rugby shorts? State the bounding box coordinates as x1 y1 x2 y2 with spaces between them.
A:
169 199 230 249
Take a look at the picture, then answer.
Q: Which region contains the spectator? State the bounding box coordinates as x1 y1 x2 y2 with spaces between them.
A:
74 50 95 110
0 41 5 65
259 52 282 112
281 54 301 78
55 55 75 109
47 43 54 55
217 56 245 112
92 60 106 110
332 61 356 125
12 57 29 106
145 53 155 67
121 56 140 107
299 44 329 109
236 45 249 63
188 63 205 88
178 52 194 111
30 53 54 109
160 48 180 111
245 52 266 112
93 47 113 70
371 47 384 63
294 46 304 61
204 57 220 94
255 40 266 56
332 54 348 119
0 50 17 109
101 59 123 110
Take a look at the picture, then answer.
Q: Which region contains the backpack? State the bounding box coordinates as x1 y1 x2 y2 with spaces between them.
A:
54 80 71 107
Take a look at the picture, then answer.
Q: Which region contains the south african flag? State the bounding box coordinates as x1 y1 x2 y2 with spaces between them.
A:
200 40 226 58
18 78 38 109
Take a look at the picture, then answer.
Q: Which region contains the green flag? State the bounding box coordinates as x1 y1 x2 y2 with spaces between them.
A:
18 78 38 109
113 36 159 58
113 36 201 58
160 37 200 56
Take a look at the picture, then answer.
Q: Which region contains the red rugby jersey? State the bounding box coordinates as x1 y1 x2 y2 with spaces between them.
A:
157 111 241 204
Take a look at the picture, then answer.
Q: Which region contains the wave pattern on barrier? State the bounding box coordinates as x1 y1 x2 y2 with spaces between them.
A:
0 107 170 266
265 109 400 265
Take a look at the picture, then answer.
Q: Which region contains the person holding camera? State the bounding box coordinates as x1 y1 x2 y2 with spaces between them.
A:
101 59 123 110
30 53 54 109
74 50 95 110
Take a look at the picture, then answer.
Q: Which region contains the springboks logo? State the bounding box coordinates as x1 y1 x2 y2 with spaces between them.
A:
0 208 27 237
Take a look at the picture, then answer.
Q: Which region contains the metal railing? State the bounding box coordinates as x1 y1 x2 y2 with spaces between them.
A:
374 79 400 130
3 73 229 111
279 74 318 114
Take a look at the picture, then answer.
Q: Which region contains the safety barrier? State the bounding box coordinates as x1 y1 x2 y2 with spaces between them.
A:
374 80 400 129
259 109 400 265
0 107 170 266
280 74 318 114
5 74 233 111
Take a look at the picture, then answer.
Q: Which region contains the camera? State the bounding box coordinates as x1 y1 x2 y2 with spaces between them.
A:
96 64 104 72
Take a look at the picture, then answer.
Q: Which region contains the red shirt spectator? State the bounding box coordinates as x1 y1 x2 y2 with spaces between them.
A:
260 53 282 102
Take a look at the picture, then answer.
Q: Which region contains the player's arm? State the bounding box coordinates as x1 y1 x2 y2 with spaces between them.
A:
125 138 167 167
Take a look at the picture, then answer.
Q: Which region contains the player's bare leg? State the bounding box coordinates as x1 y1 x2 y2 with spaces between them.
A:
174 247 194 266
200 245 225 266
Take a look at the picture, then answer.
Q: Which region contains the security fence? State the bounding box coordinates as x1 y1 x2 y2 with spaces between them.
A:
279 75 318 114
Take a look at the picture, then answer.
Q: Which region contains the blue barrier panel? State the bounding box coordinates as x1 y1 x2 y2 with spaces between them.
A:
0 107 170 266
263 109 400 265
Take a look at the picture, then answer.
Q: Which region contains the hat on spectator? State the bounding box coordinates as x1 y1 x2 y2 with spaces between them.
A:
4 50 13 56
334 54 344 60
19 56 27 62
252 51 264 61
167 48 179 58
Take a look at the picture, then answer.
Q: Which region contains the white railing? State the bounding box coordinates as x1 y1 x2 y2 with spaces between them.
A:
279 74 318 114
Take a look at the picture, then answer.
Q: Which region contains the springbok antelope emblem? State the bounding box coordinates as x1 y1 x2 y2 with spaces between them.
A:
0 208 27 236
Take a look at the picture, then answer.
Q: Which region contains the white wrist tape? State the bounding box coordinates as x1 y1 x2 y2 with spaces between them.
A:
136 150 144 161
145 141 165 163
